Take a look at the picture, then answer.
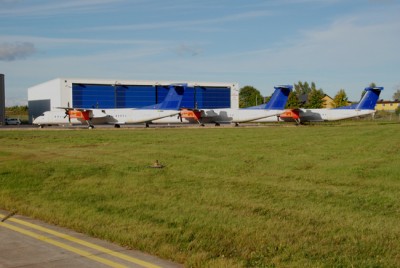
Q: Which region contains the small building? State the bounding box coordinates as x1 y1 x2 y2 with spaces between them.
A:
297 93 335 108
28 78 239 123
322 94 335 108
375 100 400 112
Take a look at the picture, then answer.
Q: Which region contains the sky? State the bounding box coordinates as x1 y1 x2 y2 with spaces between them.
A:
1 0 399 106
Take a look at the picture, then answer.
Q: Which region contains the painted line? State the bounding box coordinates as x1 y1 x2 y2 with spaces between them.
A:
0 213 161 268
0 221 127 268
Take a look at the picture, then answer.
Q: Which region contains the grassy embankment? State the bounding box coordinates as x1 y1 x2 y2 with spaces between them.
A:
0 123 399 267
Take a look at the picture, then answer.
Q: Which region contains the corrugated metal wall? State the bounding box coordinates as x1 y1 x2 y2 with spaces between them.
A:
72 83 231 109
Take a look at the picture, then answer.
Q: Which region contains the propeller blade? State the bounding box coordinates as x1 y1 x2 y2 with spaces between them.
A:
63 110 71 123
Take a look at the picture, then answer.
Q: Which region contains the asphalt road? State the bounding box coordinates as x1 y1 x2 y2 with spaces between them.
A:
0 210 181 268
0 122 285 130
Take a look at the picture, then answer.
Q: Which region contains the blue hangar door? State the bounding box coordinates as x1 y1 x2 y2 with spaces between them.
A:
72 84 156 109
180 86 231 109
72 83 231 109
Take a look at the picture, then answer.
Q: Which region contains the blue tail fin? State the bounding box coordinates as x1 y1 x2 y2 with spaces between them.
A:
248 85 292 110
337 87 383 110
356 87 383 110
144 84 186 110
265 85 293 109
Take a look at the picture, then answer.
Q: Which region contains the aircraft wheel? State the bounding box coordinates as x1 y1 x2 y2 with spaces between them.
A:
114 124 120 128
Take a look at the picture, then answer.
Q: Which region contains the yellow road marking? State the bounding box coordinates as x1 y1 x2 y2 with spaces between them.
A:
0 214 161 268
0 221 127 268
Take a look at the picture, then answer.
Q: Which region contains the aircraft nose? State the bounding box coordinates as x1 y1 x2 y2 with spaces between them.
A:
33 117 42 124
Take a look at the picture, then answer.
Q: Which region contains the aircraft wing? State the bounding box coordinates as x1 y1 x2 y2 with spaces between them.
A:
111 109 181 124
57 107 110 118
56 107 92 112
140 110 181 123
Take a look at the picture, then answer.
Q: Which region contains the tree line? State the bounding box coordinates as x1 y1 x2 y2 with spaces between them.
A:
5 105 28 115
239 81 392 109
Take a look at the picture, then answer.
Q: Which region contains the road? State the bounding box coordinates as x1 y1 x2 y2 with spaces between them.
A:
0 122 285 130
0 210 181 268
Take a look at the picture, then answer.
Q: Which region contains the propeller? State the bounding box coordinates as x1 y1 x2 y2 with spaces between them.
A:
63 102 71 123
177 113 183 122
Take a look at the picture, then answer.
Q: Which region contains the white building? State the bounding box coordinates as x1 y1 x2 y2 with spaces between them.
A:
28 78 239 123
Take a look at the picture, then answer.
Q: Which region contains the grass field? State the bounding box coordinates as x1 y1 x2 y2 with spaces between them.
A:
1 122 399 267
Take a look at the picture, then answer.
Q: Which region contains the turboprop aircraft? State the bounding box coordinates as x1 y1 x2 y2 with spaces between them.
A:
251 86 383 124
33 84 185 129
153 85 293 126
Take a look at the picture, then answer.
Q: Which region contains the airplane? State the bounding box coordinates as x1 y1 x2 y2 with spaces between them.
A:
33 84 185 129
250 86 383 124
152 85 293 126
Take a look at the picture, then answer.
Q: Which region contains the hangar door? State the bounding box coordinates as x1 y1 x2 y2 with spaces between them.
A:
179 86 231 109
72 84 156 109
72 84 231 109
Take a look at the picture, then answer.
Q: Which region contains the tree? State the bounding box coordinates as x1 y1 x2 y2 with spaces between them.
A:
361 82 377 99
392 86 400 100
333 89 348 108
395 106 400 116
294 81 311 95
306 88 325 108
5 105 28 115
311 82 317 91
294 81 325 108
285 91 300 109
239 86 264 108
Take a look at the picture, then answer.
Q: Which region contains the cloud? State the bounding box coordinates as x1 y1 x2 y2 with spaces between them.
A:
0 42 36 61
0 0 127 17
86 10 270 32
174 44 203 57
209 9 400 75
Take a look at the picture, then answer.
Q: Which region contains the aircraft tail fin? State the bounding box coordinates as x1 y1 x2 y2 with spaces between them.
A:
145 84 186 110
336 86 383 110
263 85 293 110
356 86 383 110
247 85 292 110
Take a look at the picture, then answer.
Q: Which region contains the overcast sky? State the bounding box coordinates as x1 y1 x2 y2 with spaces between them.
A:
1 0 399 106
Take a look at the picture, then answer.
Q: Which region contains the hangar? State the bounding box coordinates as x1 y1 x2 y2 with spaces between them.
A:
28 78 239 123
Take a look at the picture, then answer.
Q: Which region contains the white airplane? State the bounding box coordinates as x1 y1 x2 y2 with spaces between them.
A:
153 85 293 126
33 84 185 129
251 86 383 124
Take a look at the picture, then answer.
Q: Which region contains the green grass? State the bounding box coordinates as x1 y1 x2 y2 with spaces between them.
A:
1 123 400 267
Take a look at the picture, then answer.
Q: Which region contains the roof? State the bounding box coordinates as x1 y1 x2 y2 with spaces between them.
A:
376 99 400 104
